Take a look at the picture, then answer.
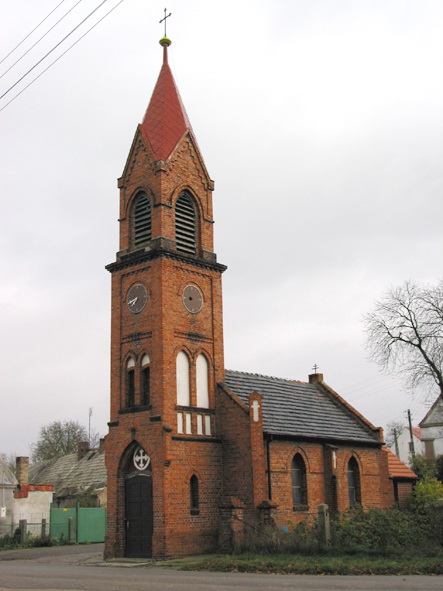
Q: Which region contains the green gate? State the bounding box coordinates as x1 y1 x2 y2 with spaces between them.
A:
50 504 106 543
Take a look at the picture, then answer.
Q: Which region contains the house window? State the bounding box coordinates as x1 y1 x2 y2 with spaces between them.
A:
141 354 150 406
196 354 209 408
126 358 135 407
348 457 361 506
291 454 307 509
175 191 196 254
176 351 190 406
133 192 152 246
197 414 203 435
190 475 199 514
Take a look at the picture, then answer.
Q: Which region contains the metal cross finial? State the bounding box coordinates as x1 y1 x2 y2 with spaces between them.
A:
312 363 319 374
160 8 172 37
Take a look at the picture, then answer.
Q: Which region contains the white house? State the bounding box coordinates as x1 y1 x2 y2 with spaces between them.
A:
0 456 17 536
0 456 53 538
388 427 424 467
419 397 443 458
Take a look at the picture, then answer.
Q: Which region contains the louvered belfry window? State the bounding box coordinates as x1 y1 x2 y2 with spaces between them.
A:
133 192 152 247
175 192 196 254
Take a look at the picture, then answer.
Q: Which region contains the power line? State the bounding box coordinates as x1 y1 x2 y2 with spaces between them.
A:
0 0 69 66
340 373 392 394
0 0 86 81
0 0 113 101
0 0 126 113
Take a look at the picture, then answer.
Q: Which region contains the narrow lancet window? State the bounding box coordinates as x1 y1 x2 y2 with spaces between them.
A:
196 354 209 408
291 454 307 508
126 358 135 407
348 457 361 506
176 351 190 406
190 475 199 513
141 354 150 406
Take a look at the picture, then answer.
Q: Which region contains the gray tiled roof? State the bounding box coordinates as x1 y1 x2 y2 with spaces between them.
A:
29 450 106 497
224 370 379 444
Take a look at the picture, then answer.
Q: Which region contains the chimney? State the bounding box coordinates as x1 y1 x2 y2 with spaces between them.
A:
16 457 29 488
77 441 90 461
99 438 105 453
309 373 324 384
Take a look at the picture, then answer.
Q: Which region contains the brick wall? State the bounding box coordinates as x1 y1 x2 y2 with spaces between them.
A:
266 440 393 528
216 386 254 509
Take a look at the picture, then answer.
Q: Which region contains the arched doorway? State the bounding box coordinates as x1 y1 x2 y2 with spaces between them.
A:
124 446 153 557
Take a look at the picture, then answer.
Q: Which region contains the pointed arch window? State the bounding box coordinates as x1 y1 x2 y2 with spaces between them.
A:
126 358 135 408
141 354 151 406
348 457 361 506
176 351 190 406
196 354 209 408
175 192 196 254
190 475 199 514
133 192 152 247
291 454 307 509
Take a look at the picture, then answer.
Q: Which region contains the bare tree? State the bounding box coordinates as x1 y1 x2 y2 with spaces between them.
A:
364 279 443 400
31 420 98 463
384 420 405 448
1 453 17 475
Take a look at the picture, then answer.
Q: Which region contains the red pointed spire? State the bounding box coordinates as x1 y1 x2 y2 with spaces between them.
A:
140 38 191 161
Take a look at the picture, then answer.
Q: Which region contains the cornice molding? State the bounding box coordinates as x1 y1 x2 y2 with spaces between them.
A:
106 247 227 274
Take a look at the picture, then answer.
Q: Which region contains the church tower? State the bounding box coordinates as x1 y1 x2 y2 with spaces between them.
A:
104 37 226 559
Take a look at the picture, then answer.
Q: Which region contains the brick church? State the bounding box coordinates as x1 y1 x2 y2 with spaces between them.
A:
104 36 394 559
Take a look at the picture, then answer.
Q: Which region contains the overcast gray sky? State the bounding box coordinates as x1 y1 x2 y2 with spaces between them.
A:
1 0 442 457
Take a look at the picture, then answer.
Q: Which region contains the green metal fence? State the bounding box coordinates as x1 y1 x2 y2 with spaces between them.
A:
50 504 106 543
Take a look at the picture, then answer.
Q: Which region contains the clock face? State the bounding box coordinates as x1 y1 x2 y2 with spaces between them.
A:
127 284 148 314
182 284 203 314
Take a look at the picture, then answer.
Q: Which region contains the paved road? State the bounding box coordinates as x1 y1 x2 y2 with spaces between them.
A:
1 544 443 591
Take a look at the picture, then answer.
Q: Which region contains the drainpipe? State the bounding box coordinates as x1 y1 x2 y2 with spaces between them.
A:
266 435 273 500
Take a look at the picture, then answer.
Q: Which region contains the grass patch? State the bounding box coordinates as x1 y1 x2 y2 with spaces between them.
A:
0 532 76 551
179 552 443 575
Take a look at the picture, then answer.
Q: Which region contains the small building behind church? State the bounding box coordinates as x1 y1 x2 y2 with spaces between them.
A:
0 456 53 538
30 441 106 508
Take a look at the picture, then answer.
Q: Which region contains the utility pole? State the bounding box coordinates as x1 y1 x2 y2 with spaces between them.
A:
407 409 415 460
88 407 92 447
393 427 400 457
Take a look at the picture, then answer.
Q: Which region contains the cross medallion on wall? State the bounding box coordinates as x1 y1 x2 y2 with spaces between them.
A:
133 447 150 471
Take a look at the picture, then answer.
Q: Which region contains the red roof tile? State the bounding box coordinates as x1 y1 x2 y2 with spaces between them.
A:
383 447 418 479
13 484 54 498
140 45 191 161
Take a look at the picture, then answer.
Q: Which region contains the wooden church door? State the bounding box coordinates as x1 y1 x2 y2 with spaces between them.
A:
125 473 153 557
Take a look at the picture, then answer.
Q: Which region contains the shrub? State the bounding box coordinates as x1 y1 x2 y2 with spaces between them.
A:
410 454 438 480
408 478 443 512
331 506 432 551
231 506 442 556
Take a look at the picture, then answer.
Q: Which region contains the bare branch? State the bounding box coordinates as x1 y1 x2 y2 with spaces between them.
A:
364 278 443 400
